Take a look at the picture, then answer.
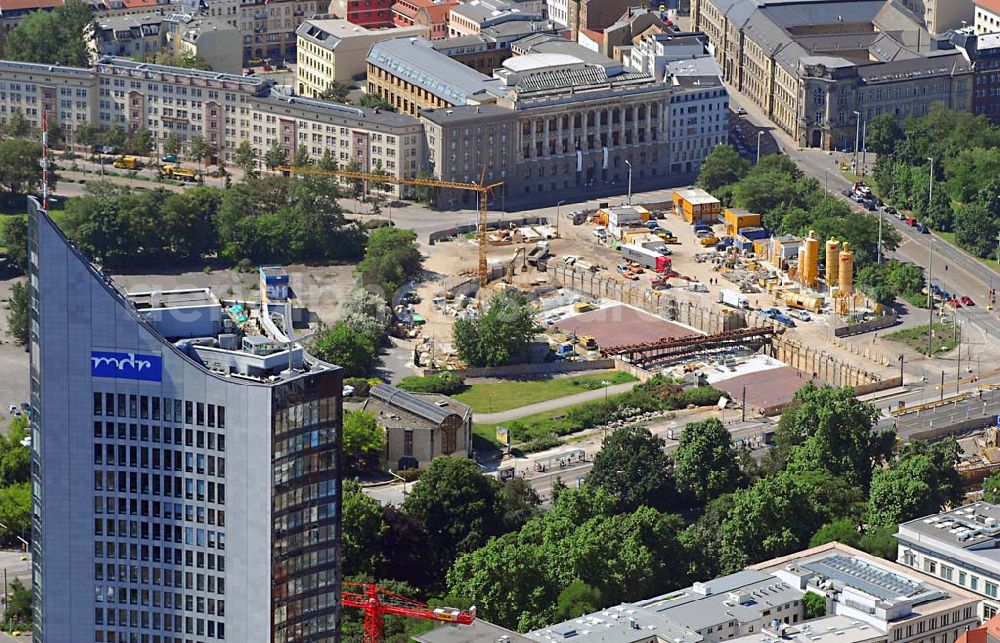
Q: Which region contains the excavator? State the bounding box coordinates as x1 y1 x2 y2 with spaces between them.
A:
651 271 695 290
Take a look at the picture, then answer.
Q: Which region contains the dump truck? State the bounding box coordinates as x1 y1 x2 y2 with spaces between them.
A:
718 289 750 309
579 336 598 350
526 241 550 267
620 244 671 273
113 155 141 170
160 164 199 182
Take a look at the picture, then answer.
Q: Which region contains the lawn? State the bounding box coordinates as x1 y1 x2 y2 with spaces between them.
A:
472 401 595 448
885 323 959 356
454 371 636 414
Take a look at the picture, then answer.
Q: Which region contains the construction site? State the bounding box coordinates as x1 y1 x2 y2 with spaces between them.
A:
403 185 899 415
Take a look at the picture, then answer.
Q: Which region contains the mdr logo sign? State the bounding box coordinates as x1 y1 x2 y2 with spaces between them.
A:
91 351 163 382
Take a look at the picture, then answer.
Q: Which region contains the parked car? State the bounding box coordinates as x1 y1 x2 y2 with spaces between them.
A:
249 57 264 65
895 211 906 221
774 312 796 327
161 154 177 163
906 217 917 226
883 206 897 215
961 295 975 306
793 310 811 322
862 199 877 211
916 224 930 234
760 308 779 319
949 297 962 308
735 107 747 115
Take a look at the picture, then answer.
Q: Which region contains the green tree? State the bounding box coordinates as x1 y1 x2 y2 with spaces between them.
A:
103 125 126 152
403 456 504 571
45 116 63 148
74 122 98 149
263 144 287 171
189 135 211 169
342 480 387 576
292 144 312 167
368 159 390 204
0 138 43 195
718 471 824 572
162 133 181 158
696 144 751 193
356 226 421 297
553 580 602 622
414 170 439 206
587 425 675 513
233 139 258 180
311 321 377 377
773 383 890 491
359 93 396 112
3 577 31 626
158 187 221 260
954 202 999 259
499 477 541 532
673 418 745 504
866 113 904 156
344 288 391 342
3 0 94 67
1 215 28 274
376 505 438 587
6 281 28 345
128 127 154 155
921 187 954 232
809 517 861 549
452 289 536 367
802 592 827 620
680 493 734 580
319 80 351 103
343 409 385 471
984 470 1000 503
152 50 211 70
318 149 338 171
2 112 31 139
0 416 30 488
867 455 939 527
0 482 30 542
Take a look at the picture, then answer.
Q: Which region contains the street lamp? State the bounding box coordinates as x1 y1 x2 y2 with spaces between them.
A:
927 156 935 357
624 159 633 205
853 110 861 175
756 131 764 164
387 469 408 496
556 199 566 236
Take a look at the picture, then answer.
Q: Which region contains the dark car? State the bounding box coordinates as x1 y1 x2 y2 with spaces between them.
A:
883 206 897 215
916 224 930 234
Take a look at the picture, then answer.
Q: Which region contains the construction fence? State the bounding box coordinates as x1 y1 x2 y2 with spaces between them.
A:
428 216 549 245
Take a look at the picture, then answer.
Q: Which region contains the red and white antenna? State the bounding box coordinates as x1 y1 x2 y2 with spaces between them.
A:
41 111 48 210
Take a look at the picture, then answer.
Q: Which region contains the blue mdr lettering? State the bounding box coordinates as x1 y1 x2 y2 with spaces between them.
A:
91 351 162 382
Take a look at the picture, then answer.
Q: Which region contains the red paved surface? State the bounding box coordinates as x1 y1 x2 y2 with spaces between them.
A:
553 305 699 349
713 366 819 411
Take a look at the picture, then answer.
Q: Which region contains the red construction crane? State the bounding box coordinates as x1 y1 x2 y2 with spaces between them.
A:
343 582 477 643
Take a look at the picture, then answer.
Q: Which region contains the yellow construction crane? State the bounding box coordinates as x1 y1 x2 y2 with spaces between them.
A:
276 165 503 286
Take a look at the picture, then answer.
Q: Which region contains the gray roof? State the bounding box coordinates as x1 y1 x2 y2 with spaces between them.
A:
96 56 270 87
420 103 515 126
370 383 470 426
511 33 620 69
667 56 723 78
416 619 533 643
856 51 971 82
366 37 502 105
255 90 422 128
898 502 1000 553
801 555 925 601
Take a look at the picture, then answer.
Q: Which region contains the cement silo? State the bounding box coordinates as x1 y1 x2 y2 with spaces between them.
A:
825 237 840 288
802 231 819 287
838 241 854 297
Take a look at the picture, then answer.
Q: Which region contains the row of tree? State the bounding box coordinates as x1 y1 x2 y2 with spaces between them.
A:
697 147 901 267
868 107 1000 259
343 384 963 633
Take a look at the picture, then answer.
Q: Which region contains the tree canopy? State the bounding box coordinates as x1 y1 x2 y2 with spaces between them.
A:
3 0 94 67
587 425 675 513
673 418 745 504
453 289 536 367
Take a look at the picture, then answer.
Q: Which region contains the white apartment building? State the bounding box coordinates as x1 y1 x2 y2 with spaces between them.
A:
545 0 568 27
668 74 727 176
976 0 1000 34
897 502 1000 620
0 61 98 137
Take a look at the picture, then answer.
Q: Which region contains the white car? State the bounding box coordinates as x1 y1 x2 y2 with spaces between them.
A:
343 385 355 397
793 310 811 322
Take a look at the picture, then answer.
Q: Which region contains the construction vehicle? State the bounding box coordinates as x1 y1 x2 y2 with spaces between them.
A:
621 244 671 273
651 271 694 289
113 155 141 170
526 241 550 267
278 165 501 286
160 164 200 182
573 301 595 313
718 289 750 309
343 583 475 643
579 335 598 350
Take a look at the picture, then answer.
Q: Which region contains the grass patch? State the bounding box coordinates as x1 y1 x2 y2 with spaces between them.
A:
473 401 592 446
454 372 636 413
885 323 958 355
900 291 929 309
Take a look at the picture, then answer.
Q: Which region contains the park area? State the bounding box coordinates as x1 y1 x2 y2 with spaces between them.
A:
886 323 959 355
453 371 635 413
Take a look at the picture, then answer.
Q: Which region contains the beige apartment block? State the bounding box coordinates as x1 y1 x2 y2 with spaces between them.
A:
294 18 428 97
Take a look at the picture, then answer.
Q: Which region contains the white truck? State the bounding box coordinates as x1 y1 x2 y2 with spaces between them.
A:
718 289 750 309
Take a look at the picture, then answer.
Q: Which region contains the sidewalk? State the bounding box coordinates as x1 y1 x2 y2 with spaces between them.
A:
474 380 639 424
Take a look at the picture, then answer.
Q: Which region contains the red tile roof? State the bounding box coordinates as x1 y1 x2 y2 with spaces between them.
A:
976 0 1000 16
0 0 62 11
421 2 453 23
580 27 604 44
120 0 160 8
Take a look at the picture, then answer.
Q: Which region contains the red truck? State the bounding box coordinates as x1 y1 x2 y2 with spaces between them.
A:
621 244 672 273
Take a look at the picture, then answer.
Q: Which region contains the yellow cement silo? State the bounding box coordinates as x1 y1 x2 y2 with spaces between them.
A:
802 231 819 287
838 241 854 297
825 238 840 288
